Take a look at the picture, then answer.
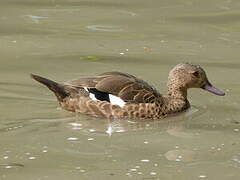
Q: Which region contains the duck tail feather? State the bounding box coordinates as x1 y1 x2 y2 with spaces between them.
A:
31 74 68 101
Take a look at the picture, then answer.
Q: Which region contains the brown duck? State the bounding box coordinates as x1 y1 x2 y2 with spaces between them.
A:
31 63 225 120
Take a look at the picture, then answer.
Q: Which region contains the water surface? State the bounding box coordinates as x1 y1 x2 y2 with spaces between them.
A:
0 0 240 179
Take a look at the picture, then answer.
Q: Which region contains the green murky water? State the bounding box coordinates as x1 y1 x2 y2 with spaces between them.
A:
0 0 240 179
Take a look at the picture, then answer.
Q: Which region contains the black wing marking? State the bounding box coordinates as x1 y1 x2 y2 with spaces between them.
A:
87 88 110 102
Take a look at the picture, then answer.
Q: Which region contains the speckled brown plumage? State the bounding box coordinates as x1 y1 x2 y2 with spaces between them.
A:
31 63 225 120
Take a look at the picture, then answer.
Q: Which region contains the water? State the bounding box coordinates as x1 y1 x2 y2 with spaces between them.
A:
0 0 240 179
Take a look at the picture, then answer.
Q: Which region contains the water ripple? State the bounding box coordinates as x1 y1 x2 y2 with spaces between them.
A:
87 25 123 32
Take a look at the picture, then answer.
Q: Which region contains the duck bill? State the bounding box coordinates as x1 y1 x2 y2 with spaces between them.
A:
201 81 225 96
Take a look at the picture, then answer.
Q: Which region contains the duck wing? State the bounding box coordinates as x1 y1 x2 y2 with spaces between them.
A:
65 72 162 104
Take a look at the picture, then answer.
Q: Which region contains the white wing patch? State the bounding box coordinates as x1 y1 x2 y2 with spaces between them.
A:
83 87 126 107
84 87 88 92
84 87 97 101
89 93 97 101
109 94 126 107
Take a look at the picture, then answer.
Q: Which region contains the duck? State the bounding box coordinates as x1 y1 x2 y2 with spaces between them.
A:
31 63 225 120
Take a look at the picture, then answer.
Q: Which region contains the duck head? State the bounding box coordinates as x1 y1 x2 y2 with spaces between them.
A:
167 63 225 98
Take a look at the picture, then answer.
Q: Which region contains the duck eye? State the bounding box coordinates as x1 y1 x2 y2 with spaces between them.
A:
192 71 199 77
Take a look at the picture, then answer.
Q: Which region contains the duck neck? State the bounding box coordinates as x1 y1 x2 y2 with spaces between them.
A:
161 83 190 114
167 82 188 100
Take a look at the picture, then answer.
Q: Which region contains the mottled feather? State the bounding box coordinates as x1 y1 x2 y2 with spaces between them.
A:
65 72 162 103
